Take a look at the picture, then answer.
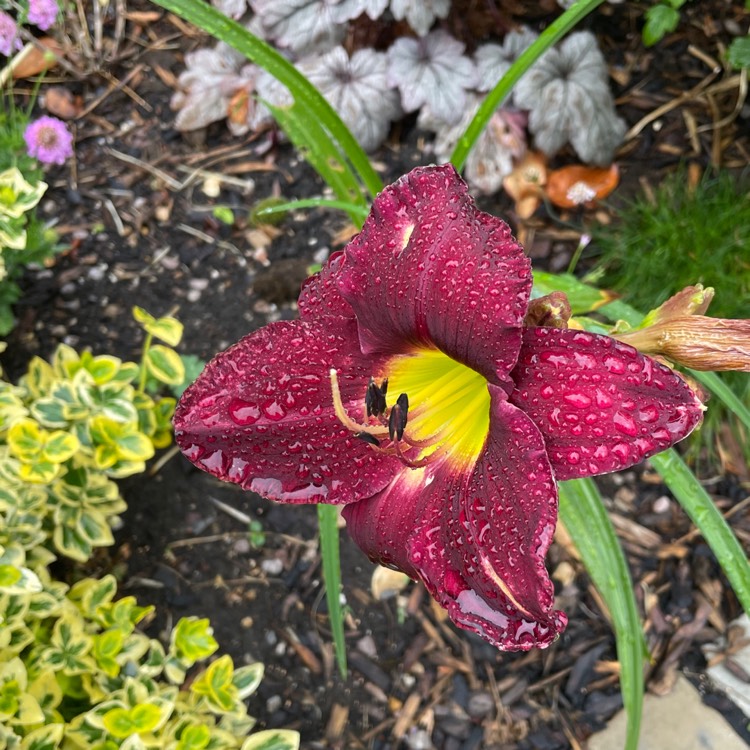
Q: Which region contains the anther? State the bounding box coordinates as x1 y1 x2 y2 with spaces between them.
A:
388 393 409 441
365 377 388 417
356 432 380 447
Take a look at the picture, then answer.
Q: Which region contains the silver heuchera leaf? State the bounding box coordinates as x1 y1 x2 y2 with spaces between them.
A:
387 30 478 125
390 0 450 37
475 26 539 93
211 0 248 18
299 46 401 151
332 0 389 22
423 94 527 195
513 31 626 165
171 43 252 131
250 0 345 55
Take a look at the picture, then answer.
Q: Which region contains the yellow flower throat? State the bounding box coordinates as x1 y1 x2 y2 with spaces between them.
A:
331 348 491 468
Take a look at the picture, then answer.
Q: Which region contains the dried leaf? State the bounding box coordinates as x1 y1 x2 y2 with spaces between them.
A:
545 163 620 208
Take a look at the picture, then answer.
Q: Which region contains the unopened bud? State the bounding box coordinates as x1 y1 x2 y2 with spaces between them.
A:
525 291 572 329
615 316 750 372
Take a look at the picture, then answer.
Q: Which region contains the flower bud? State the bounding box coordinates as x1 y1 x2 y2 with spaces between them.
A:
615 315 750 372
524 291 571 329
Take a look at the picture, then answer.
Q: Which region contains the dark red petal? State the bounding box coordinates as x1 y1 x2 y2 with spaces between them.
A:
297 251 354 319
336 165 531 385
510 327 705 481
343 385 566 652
174 317 400 503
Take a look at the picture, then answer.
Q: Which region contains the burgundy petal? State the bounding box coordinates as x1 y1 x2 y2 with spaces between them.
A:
174 317 401 503
343 385 566 651
297 251 354 320
336 165 532 385
510 327 705 481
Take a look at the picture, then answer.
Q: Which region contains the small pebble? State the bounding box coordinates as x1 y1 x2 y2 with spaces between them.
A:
653 495 671 513
261 558 284 576
266 695 282 713
467 691 495 719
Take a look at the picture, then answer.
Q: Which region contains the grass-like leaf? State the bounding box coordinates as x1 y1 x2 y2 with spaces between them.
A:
649 449 750 613
266 102 368 225
151 0 382 205
256 198 370 221
317 504 347 679
450 0 606 171
559 478 644 750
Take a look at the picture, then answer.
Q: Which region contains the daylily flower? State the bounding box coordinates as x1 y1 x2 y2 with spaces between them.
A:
174 165 704 651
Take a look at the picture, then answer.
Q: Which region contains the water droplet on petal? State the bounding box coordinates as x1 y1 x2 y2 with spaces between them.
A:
263 400 286 420
563 392 591 409
229 398 261 426
613 411 638 436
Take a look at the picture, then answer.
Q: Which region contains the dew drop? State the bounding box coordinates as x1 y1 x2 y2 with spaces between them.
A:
540 385 555 399
229 398 261 426
594 389 613 408
567 451 581 465
638 405 659 423
603 356 626 374
563 392 592 409
613 411 638 436
263 400 286 420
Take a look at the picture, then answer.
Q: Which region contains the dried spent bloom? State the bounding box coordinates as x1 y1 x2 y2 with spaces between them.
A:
388 31 478 126
389 0 450 37
514 31 626 165
174 165 704 651
27 0 59 31
614 285 750 372
0 10 22 56
298 46 400 152
23 116 73 165
502 150 548 219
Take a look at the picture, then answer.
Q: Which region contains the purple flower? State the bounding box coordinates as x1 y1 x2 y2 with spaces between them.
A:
174 166 704 652
28 0 59 31
0 11 22 56
24 116 74 165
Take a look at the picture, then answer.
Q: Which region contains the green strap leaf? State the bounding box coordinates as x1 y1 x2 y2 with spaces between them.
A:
649 449 750 613
559 478 644 750
317 504 347 679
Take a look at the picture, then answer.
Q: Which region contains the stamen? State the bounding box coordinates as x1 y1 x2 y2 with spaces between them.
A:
388 393 409 441
356 432 380 447
365 377 388 417
330 369 388 437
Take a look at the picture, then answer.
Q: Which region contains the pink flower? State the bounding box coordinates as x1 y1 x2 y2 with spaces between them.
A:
0 10 22 56
174 166 704 651
28 0 59 31
24 116 73 165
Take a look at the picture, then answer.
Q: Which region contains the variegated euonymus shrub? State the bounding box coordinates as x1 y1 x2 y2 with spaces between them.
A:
0 165 59 335
0 546 299 750
0 307 184 562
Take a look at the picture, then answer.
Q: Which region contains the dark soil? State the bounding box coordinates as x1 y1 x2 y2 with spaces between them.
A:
3 1 750 749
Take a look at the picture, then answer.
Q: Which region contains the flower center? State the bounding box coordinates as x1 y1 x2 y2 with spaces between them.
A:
331 348 491 469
